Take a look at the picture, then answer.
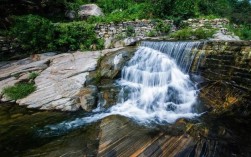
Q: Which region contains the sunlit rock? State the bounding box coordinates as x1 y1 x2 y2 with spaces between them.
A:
78 4 104 19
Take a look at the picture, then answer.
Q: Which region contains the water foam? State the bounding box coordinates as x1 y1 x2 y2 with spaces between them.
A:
39 41 201 135
108 46 199 124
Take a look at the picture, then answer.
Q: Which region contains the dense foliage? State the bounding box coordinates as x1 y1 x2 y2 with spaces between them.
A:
54 22 104 51
1 0 251 59
9 15 55 53
228 25 251 40
2 0 251 25
9 15 103 54
170 28 216 40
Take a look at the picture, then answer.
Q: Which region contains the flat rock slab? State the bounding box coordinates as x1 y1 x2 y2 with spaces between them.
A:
18 51 100 111
0 53 58 95
0 48 123 111
97 116 196 157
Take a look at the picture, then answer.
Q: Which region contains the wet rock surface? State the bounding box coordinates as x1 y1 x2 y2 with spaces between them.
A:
190 41 251 116
87 47 136 108
78 85 98 111
187 40 251 156
99 47 136 79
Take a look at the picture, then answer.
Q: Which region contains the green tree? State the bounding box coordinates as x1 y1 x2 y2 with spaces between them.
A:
198 0 233 17
9 15 55 53
231 0 251 24
171 0 200 19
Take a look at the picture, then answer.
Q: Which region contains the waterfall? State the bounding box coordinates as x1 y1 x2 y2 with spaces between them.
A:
39 41 202 135
108 41 201 124
141 41 201 72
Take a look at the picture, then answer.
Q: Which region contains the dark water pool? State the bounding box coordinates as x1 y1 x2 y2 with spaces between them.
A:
0 103 100 156
1 102 251 157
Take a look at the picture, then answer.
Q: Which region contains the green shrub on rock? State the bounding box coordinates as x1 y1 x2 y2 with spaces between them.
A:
170 28 216 40
147 30 158 37
170 28 193 40
193 28 216 39
2 83 36 100
28 72 39 80
228 25 251 40
126 26 135 37
153 19 171 34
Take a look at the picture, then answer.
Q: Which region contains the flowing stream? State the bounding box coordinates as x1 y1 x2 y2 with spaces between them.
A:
40 41 202 135
109 41 201 124
2 41 251 156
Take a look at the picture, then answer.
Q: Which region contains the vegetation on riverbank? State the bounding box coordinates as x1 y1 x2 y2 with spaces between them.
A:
170 28 216 40
2 0 250 24
9 15 104 54
0 0 251 58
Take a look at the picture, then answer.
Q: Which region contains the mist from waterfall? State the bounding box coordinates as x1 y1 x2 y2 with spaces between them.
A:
39 41 202 136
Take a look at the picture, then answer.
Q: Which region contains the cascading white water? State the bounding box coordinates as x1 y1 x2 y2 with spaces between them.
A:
108 41 200 124
39 41 201 135
141 41 200 72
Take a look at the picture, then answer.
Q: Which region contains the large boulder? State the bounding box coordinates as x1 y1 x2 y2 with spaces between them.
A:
123 37 141 46
78 85 98 111
65 10 76 20
78 4 104 19
18 51 101 111
104 37 112 49
99 49 135 79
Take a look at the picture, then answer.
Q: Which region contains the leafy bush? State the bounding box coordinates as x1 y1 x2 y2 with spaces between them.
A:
2 83 36 100
147 30 158 37
86 3 149 24
198 0 232 17
193 28 216 39
152 19 171 35
115 33 126 40
97 0 133 13
103 10 129 23
228 25 251 40
9 14 55 53
198 15 220 20
28 72 39 80
9 15 104 53
54 21 104 51
170 28 216 40
146 0 172 18
124 3 150 20
170 28 193 40
126 26 135 37
64 0 89 10
146 0 199 19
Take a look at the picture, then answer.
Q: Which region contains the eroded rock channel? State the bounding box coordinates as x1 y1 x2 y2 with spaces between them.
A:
0 40 251 156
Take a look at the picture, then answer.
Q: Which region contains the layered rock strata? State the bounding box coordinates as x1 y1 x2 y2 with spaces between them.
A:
0 48 123 111
190 40 251 116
